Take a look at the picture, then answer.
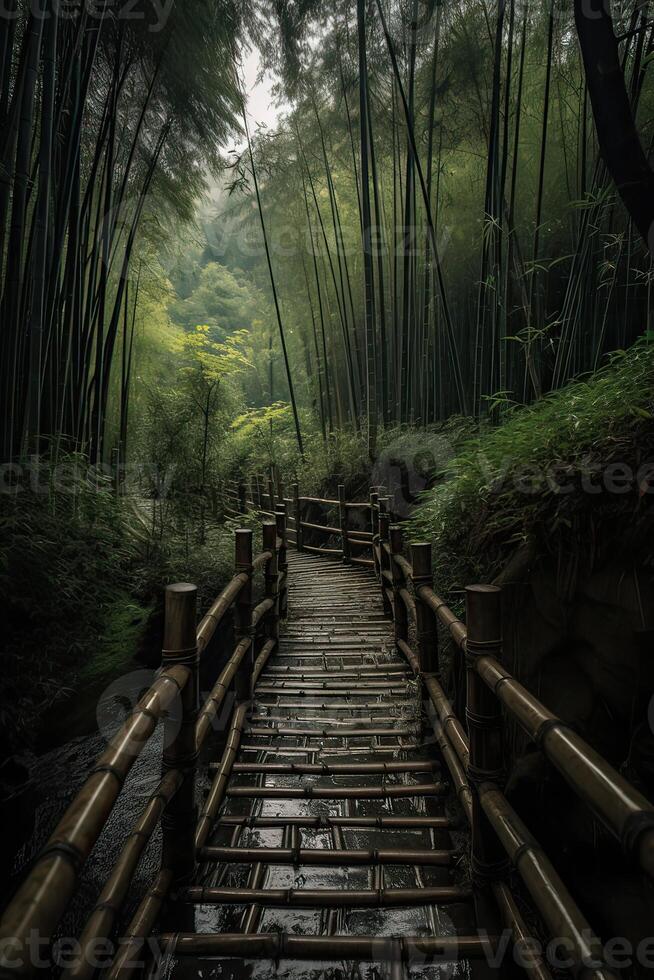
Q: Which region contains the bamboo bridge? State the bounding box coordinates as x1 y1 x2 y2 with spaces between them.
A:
2 482 654 979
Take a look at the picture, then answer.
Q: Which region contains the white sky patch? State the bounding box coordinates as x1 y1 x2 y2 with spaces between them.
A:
242 47 283 134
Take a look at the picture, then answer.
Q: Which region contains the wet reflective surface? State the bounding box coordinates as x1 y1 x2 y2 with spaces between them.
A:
162 553 475 980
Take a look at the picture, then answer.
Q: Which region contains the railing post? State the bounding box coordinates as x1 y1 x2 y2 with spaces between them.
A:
338 484 351 564
378 509 393 617
275 504 288 619
234 529 253 702
238 482 247 514
370 490 380 577
292 482 303 551
262 521 280 643
465 585 508 890
268 476 276 512
410 543 438 675
162 583 199 891
389 526 408 648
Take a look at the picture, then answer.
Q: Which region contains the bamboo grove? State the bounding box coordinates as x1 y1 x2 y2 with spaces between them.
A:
2 0 653 466
0 0 286 465
229 0 654 455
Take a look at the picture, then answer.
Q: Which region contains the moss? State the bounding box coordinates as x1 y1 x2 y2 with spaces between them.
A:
409 342 654 600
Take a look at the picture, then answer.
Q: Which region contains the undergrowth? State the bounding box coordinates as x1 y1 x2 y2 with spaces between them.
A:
409 342 654 599
0 465 237 759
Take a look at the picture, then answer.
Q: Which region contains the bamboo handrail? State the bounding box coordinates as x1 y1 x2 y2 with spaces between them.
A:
475 653 654 879
195 702 248 850
298 494 339 506
196 571 248 653
0 665 189 972
300 519 340 535
68 770 183 980
104 869 173 980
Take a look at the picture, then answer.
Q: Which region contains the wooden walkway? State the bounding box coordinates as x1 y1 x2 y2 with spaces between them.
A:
163 551 488 977
4 485 654 979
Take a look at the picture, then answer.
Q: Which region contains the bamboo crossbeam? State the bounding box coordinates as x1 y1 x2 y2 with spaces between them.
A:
348 529 374 540
228 761 437 774
351 557 374 567
392 553 413 581
196 638 251 748
196 572 249 654
397 638 420 675
104 869 173 980
302 544 342 556
251 596 274 628
399 587 416 620
416 583 467 649
252 549 273 572
475 654 654 880
298 495 339 506
216 815 452 829
199 846 455 866
349 537 374 549
345 501 372 510
195 703 248 851
244 726 418 738
300 519 340 535
68 771 182 980
479 783 618 980
0 666 189 972
255 685 409 696
160 932 496 961
492 882 554 980
180 884 469 907
225 783 443 800
251 638 276 691
255 681 408 692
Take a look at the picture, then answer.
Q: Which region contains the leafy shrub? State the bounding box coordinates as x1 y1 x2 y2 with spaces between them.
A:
409 342 654 596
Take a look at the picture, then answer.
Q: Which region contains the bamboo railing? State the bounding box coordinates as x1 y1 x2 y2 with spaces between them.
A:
5 471 653 979
0 518 288 979
373 520 654 980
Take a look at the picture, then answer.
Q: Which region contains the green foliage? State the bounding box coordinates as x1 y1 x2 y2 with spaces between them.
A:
0 456 242 754
409 343 654 597
169 262 268 340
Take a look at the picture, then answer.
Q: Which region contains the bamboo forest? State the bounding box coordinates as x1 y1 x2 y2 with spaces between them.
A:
3 1 654 978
